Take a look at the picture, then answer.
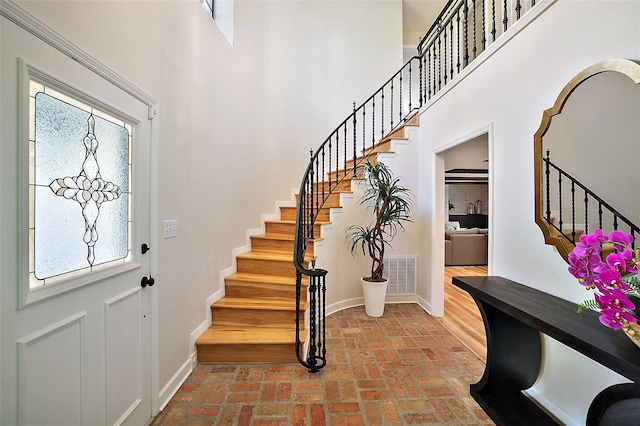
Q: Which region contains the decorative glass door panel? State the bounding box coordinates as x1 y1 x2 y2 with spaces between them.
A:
29 80 133 288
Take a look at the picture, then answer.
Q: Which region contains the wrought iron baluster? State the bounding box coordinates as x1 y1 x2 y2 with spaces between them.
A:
491 0 497 42
320 274 327 362
558 172 563 234
482 0 487 50
399 72 403 122
309 150 315 240
472 0 477 59
570 181 576 242
598 201 603 230
408 61 413 111
449 18 454 80
362 105 366 158
437 31 442 90
343 124 347 179
503 0 509 32
315 154 320 224
584 191 589 234
418 53 423 104
516 0 522 19
321 147 325 206
427 49 432 99
352 103 357 175
443 25 448 85
381 90 385 139
335 131 339 183
464 0 470 66
545 152 551 222
307 276 317 370
456 10 461 72
328 138 332 191
372 95 376 146
391 80 395 128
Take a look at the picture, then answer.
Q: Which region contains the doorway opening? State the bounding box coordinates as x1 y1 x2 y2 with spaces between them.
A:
436 133 489 360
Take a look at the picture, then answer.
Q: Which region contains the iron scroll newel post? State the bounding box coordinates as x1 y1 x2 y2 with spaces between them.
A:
293 0 542 371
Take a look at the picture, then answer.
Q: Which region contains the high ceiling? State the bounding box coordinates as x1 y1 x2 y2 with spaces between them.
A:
402 0 446 46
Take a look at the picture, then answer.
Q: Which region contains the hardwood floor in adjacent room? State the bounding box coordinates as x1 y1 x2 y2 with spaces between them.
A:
439 265 488 361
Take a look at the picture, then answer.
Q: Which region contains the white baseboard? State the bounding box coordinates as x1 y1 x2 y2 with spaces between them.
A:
416 294 434 316
157 356 193 411
325 297 425 317
325 297 364 316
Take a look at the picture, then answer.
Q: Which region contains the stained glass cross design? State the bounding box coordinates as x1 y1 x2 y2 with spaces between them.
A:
48 114 122 266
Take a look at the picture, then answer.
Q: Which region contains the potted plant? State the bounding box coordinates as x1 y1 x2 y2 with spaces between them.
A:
345 160 413 317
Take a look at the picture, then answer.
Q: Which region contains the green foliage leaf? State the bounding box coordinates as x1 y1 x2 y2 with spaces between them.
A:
345 160 414 282
577 299 599 314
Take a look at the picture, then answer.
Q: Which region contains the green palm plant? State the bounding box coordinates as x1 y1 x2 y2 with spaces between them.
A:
346 160 414 282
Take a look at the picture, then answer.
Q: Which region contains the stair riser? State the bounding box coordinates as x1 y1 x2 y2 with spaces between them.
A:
225 282 306 301
265 221 322 238
328 167 359 182
237 257 300 277
328 154 386 182
280 207 332 222
296 193 342 209
314 179 352 193
250 237 314 256
197 343 298 363
211 308 301 328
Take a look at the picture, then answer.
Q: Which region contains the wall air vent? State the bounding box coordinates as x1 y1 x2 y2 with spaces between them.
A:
383 256 417 295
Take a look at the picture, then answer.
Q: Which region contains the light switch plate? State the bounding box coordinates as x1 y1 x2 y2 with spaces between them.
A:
163 220 177 238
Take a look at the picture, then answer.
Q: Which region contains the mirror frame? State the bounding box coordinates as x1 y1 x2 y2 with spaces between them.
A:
534 59 640 262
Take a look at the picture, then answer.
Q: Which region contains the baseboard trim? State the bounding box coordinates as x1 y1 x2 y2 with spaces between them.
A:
326 297 364 316
326 297 424 317
416 294 434 316
157 356 193 412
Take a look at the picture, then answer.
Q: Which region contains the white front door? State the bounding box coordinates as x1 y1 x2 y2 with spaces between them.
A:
1 13 155 426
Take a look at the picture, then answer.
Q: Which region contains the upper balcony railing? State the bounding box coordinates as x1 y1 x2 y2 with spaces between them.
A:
543 151 640 248
293 0 543 372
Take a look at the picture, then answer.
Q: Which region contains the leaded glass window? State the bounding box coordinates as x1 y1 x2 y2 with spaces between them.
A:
29 79 132 289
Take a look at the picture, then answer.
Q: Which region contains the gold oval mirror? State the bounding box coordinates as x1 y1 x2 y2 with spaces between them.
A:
534 59 640 261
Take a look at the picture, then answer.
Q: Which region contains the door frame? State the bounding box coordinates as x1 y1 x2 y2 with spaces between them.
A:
431 123 493 317
1 0 161 416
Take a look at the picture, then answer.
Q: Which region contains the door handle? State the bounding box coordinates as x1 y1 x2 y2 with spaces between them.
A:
141 276 155 288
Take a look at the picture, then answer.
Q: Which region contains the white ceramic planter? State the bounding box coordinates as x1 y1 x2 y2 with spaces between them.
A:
361 277 389 317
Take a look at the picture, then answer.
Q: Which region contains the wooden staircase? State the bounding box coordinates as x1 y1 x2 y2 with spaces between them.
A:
195 113 419 364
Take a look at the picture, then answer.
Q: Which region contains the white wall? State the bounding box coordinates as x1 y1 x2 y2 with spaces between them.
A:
416 0 640 424
1 0 403 421
313 127 421 313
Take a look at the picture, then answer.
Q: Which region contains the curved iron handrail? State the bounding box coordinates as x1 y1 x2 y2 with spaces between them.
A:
292 0 542 372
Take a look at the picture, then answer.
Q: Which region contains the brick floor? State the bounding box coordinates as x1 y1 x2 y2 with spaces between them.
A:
151 304 494 426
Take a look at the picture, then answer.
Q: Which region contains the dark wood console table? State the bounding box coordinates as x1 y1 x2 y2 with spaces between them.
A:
452 275 640 426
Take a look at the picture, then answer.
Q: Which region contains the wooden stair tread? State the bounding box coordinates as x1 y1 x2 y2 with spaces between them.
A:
214 296 307 311
197 327 306 344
